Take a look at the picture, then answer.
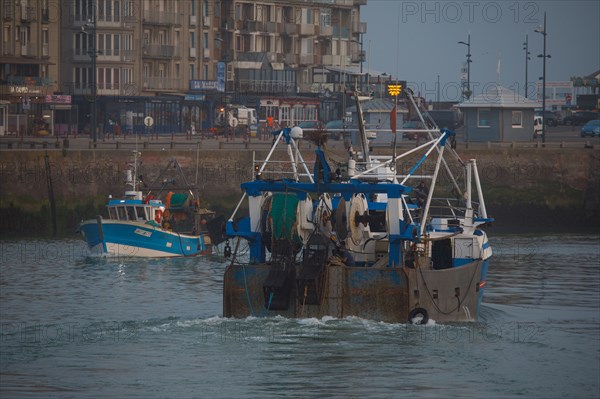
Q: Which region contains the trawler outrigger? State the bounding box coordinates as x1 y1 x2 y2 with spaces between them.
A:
223 90 493 323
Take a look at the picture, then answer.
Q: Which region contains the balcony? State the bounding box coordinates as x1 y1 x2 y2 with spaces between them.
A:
353 21 367 34
202 15 211 27
323 54 350 67
299 24 315 36
246 20 264 31
283 23 297 35
143 10 181 26
351 50 366 63
42 44 49 57
21 43 37 57
284 53 298 65
143 77 181 91
268 53 283 63
299 54 315 66
203 48 210 59
122 50 136 62
4 76 52 87
143 44 175 58
318 25 333 37
189 47 197 58
265 21 281 33
238 79 294 94
189 15 197 26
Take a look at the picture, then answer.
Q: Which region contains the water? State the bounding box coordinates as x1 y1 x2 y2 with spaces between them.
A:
1 235 599 398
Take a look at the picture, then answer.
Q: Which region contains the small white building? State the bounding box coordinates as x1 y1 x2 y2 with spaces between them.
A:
455 85 541 142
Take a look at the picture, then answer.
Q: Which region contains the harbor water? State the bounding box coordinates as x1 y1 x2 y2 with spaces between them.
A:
1 235 599 398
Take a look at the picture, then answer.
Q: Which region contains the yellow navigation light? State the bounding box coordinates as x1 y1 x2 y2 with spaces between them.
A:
388 84 403 96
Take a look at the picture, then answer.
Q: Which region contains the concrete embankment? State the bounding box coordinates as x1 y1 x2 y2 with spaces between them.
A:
1 145 598 237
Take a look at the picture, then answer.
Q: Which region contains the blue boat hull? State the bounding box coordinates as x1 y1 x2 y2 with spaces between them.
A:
80 217 209 257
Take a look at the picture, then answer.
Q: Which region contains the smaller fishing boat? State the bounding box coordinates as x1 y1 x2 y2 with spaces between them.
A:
79 151 217 257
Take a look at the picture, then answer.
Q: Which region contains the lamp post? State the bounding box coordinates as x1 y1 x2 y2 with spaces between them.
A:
458 34 472 99
535 12 550 144
83 9 98 147
523 34 531 98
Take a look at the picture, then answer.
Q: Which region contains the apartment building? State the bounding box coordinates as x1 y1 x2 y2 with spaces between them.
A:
1 0 62 136
1 0 367 136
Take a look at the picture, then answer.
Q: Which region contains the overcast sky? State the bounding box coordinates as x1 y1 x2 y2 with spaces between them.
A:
361 0 600 101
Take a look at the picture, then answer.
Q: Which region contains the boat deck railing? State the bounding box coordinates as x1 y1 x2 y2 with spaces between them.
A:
407 197 482 225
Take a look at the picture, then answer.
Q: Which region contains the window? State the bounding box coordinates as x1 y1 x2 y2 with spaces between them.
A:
108 207 117 219
204 32 208 48
3 25 10 43
114 0 120 21
113 34 120 55
511 110 522 127
126 206 136 221
42 28 49 57
203 64 208 80
136 207 146 220
189 31 195 48
190 0 195 16
189 64 195 80
477 109 491 127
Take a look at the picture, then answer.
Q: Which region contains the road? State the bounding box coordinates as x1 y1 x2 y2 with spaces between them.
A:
1 124 598 151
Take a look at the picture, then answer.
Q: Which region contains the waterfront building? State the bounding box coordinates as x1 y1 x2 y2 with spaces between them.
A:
1 0 368 137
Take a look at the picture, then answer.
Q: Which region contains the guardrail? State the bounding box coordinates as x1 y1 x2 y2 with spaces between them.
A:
0 137 597 151
0 137 281 151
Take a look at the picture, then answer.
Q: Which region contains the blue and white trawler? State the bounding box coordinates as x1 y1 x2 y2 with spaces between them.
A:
79 152 215 257
223 90 493 323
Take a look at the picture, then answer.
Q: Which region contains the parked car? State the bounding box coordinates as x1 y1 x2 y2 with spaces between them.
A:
297 120 323 130
580 120 600 137
563 111 599 126
324 119 346 140
402 120 428 140
426 110 462 129
534 110 562 126
533 116 543 139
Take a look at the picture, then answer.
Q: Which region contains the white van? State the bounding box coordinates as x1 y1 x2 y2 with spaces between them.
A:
533 116 543 139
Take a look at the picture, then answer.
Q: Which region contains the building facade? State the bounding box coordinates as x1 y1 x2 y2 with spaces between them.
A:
1 0 368 136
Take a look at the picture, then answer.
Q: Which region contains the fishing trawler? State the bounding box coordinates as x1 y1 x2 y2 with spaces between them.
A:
79 152 216 257
222 89 493 323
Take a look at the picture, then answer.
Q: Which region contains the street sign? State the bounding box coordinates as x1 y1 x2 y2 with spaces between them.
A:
144 116 154 127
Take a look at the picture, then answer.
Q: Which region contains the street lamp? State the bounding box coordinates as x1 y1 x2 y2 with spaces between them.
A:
82 12 98 147
458 34 472 99
535 12 551 144
523 34 531 98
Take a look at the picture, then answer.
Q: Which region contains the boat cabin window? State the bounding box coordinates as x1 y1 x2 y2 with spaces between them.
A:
108 207 117 219
126 206 136 221
136 206 146 220
117 206 127 220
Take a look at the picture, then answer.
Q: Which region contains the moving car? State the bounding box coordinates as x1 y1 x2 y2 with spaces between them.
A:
580 120 600 137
